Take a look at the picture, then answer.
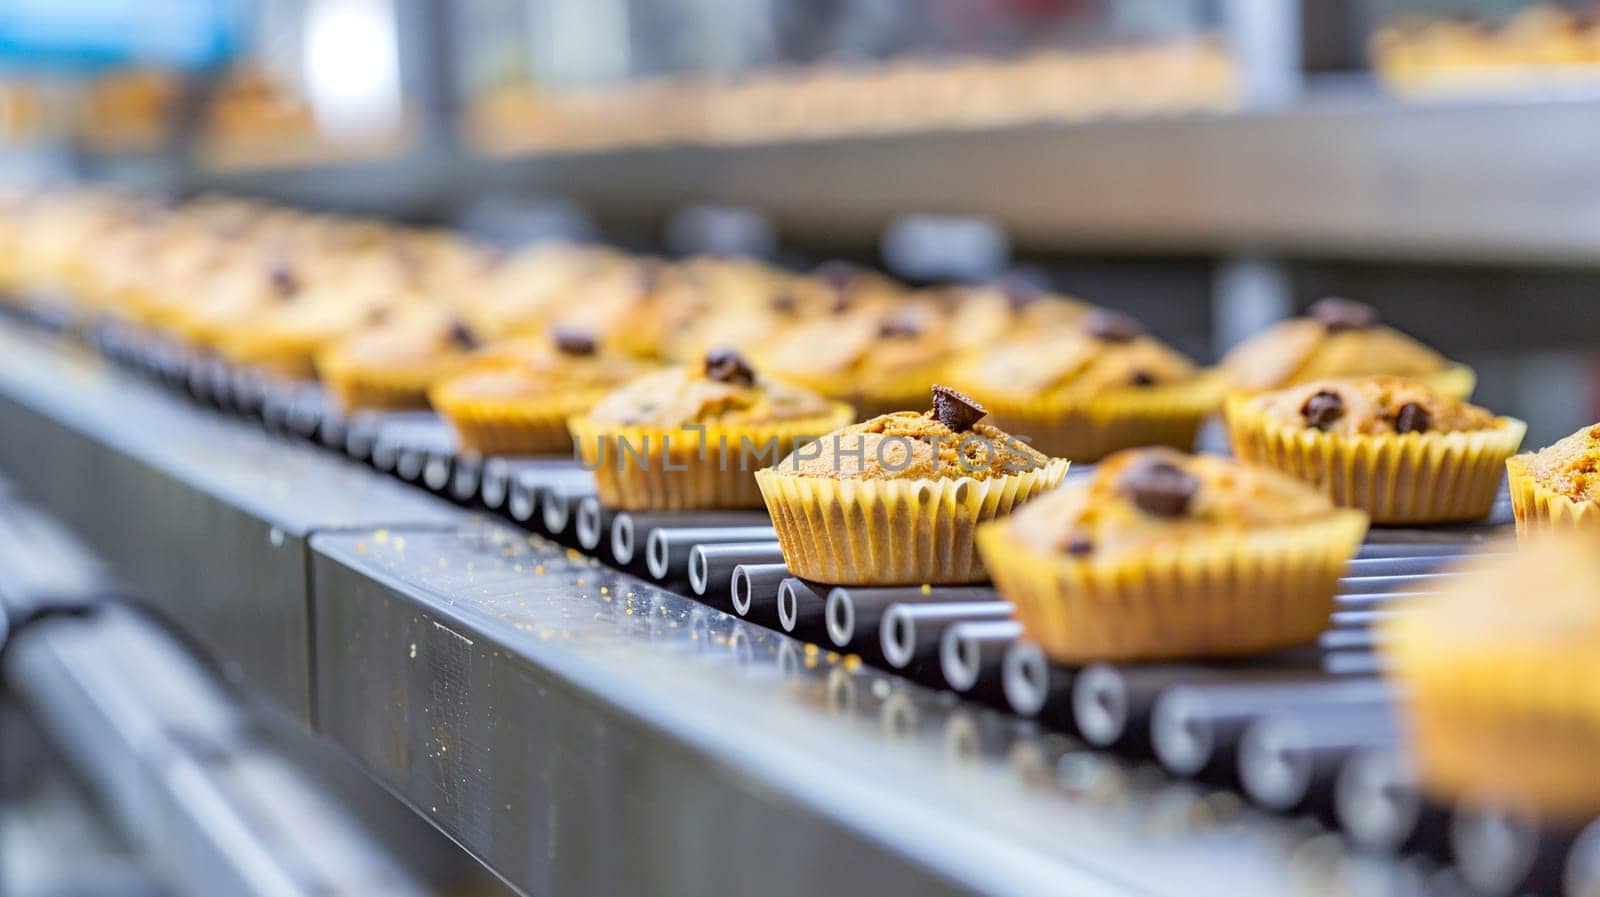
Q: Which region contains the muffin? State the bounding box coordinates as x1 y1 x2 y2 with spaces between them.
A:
755 298 951 419
543 259 675 359
947 308 1221 461
756 386 1070 585
316 307 487 411
569 348 852 510
1382 536 1600 822
163 257 308 348
1506 422 1600 539
978 448 1369 662
429 327 653 456
929 280 1092 353
1226 376 1525 524
457 243 623 337
214 283 412 382
1220 297 1475 399
651 257 799 362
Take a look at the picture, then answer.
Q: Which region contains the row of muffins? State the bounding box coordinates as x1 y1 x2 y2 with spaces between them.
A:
3 186 1590 537
0 189 1487 457
7 187 1600 835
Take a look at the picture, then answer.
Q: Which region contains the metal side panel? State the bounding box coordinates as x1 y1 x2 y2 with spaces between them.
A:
5 609 434 897
310 522 1424 897
0 322 462 722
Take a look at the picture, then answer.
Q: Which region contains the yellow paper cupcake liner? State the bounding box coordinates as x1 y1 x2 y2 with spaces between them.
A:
756 458 1070 585
1385 606 1600 822
317 354 468 412
1225 395 1526 525
570 403 855 510
954 372 1225 463
1506 455 1600 541
215 334 321 382
431 386 610 456
977 509 1368 663
1396 681 1600 823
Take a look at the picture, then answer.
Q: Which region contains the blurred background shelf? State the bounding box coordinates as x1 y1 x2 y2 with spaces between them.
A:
455 81 1600 266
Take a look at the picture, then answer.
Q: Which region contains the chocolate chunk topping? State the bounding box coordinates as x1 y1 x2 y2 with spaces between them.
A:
931 385 986 431
815 260 860 291
268 263 300 299
1308 297 1378 332
1064 536 1094 557
1121 458 1199 518
1130 370 1156 387
635 260 664 293
817 261 861 313
877 309 923 339
1300 390 1345 431
1393 402 1431 434
447 320 480 351
997 276 1044 310
552 326 598 357
769 292 798 315
704 347 755 387
1083 308 1144 343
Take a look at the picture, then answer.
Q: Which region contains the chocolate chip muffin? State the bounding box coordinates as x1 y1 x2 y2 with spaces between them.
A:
1220 297 1475 399
1382 535 1600 823
429 327 656 456
1227 377 1525 524
932 280 1092 353
977 448 1368 662
756 386 1070 584
754 296 951 419
946 310 1221 461
1506 422 1600 540
315 306 489 411
456 243 625 337
214 279 414 382
568 348 852 509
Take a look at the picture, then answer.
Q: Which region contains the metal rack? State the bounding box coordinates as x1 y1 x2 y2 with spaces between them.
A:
6 310 1597 896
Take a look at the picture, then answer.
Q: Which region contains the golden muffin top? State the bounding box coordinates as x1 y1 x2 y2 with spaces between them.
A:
1221 298 1449 392
952 310 1197 400
319 306 485 369
1385 536 1600 663
769 386 1051 482
753 296 952 390
1001 447 1350 561
432 327 654 400
1247 376 1499 436
1519 423 1600 503
584 348 839 428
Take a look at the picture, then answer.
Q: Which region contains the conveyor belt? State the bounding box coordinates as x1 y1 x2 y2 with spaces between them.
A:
4 311 1586 897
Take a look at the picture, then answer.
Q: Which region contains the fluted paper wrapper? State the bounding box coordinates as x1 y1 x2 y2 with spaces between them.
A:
978 509 1368 663
431 387 610 456
1385 601 1600 822
570 404 854 510
319 364 433 412
1506 455 1600 541
216 331 322 382
1396 674 1600 823
960 373 1224 463
316 353 469 413
756 458 1069 585
1226 396 1525 525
